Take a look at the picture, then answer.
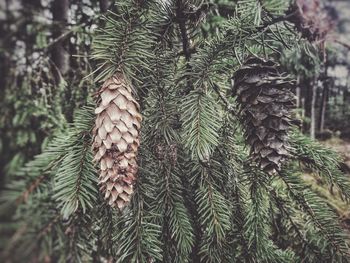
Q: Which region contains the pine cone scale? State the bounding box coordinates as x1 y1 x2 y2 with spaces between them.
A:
93 72 141 209
232 57 296 174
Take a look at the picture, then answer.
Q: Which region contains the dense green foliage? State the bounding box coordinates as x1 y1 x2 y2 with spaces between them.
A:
0 0 99 179
1 0 350 262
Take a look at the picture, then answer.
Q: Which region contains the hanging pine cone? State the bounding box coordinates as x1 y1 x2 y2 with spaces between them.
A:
92 72 142 209
231 57 296 174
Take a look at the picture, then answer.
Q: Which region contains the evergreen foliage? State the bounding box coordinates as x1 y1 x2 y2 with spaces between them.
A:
1 0 350 262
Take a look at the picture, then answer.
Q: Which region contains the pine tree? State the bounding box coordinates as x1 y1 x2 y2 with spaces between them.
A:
1 0 350 262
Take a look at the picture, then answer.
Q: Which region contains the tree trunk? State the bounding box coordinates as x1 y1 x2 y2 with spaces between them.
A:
51 0 69 83
23 0 42 68
318 84 328 132
344 72 350 116
310 77 317 139
99 0 109 13
0 0 11 99
295 76 303 132
318 66 329 133
302 78 311 133
0 0 12 186
296 76 301 109
303 76 317 139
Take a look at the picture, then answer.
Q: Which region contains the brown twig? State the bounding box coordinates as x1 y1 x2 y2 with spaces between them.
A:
16 175 46 204
2 224 27 260
16 156 64 205
37 214 61 239
212 83 238 117
176 1 191 62
334 39 350 50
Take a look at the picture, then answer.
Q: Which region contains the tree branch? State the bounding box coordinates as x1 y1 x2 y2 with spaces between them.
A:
257 10 297 32
176 1 191 61
212 83 238 117
334 39 350 50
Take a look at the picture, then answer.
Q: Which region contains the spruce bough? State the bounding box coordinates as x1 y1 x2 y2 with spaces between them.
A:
1 0 350 262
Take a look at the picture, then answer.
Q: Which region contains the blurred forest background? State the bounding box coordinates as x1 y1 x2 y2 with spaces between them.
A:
0 0 350 261
1 0 350 180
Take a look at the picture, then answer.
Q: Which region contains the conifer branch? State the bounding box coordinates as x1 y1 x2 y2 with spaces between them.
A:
269 188 322 258
3 0 350 261
244 167 295 262
290 131 350 200
279 168 350 258
176 0 191 62
192 162 232 262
